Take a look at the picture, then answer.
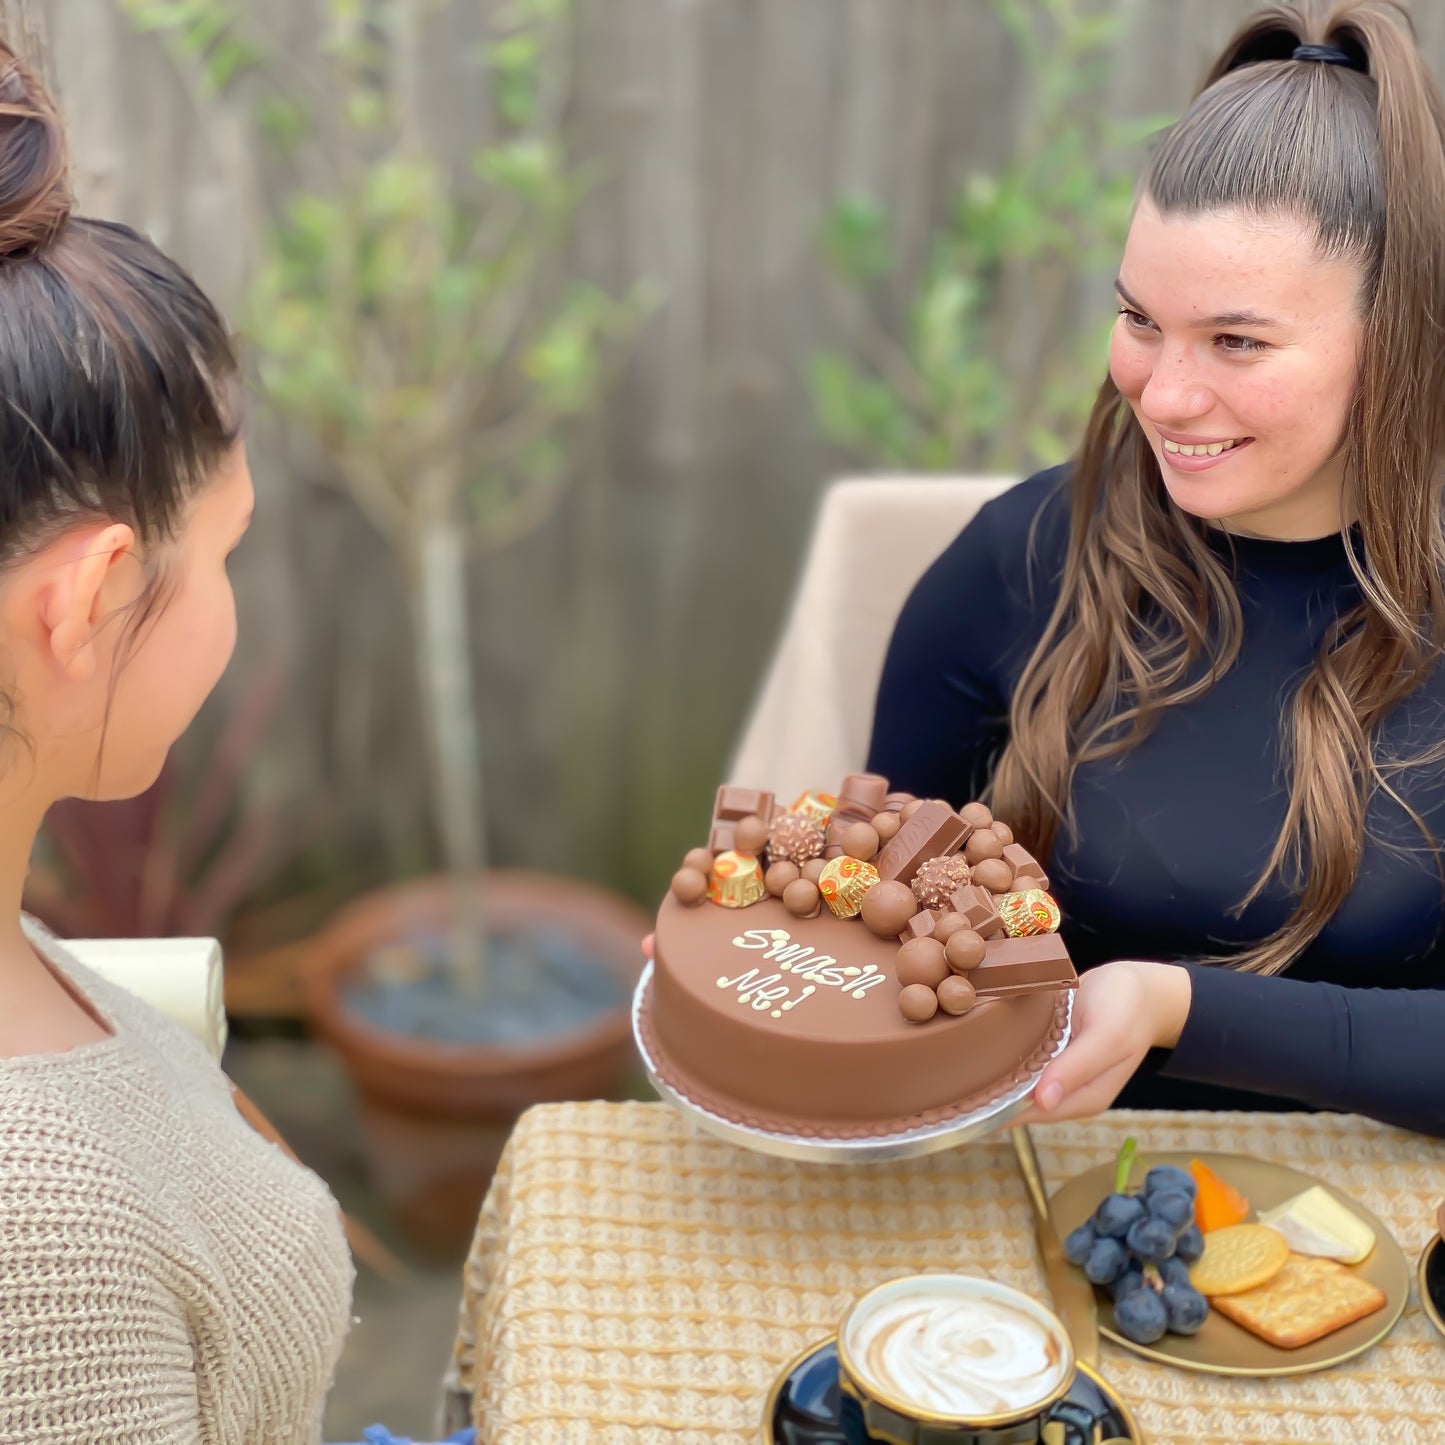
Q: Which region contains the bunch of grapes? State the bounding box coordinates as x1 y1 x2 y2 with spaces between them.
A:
1063 1150 1209 1345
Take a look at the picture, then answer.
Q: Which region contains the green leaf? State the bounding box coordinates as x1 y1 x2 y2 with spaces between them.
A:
821 197 891 281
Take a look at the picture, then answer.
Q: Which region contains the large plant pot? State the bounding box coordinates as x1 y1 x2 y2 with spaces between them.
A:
304 869 649 1257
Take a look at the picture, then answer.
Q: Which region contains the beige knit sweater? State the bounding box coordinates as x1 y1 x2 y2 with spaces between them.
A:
0 920 355 1444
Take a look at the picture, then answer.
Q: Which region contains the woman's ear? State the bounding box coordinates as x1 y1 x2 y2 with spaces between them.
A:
31 523 139 681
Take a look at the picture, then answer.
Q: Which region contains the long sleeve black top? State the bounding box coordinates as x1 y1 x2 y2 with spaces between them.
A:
867 467 1445 1135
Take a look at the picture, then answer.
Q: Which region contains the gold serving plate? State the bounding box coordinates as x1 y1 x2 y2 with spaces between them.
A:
1050 1151 1408 1377
1417 1234 1445 1341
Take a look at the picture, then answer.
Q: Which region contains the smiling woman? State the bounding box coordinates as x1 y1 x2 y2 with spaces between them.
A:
1109 208 1365 541
869 1 1445 1136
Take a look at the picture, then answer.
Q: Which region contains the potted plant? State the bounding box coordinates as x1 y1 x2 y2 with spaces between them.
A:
225 0 650 1253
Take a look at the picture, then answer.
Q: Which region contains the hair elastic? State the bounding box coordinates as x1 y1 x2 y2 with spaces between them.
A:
1291 42 1365 71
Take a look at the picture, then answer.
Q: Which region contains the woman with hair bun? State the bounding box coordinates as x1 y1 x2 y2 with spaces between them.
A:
0 43 353 1443
871 2 1445 1134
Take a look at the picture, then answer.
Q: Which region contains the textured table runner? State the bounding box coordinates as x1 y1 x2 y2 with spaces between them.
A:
447 1101 1445 1443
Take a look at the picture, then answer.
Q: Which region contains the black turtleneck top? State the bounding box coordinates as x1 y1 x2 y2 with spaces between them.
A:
867 466 1445 1135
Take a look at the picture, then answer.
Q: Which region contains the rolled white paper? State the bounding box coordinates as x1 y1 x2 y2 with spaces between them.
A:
64 936 227 1060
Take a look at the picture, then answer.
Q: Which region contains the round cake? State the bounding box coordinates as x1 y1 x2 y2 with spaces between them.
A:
639 773 1078 1139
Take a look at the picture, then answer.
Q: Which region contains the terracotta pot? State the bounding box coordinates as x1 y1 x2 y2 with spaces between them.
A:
303 869 649 1256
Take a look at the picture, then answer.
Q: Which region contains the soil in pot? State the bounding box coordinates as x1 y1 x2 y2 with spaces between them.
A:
342 920 629 1044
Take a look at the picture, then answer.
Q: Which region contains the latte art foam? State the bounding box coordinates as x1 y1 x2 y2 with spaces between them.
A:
847 1291 1068 1417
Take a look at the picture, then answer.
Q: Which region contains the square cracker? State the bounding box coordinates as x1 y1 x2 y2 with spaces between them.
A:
1210 1254 1386 1349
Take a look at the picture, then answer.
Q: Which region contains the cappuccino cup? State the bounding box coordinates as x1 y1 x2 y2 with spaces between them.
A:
837 1274 1083 1444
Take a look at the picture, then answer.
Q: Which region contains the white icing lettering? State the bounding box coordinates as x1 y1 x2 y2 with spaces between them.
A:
722 929 889 1011
731 929 776 951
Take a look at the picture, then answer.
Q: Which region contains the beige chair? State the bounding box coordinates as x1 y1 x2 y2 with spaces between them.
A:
727 474 1019 798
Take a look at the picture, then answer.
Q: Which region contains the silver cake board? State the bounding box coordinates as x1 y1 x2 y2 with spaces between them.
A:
632 961 1074 1165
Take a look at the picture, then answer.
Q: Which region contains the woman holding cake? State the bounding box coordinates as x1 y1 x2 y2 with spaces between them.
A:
870 2 1445 1136
0 47 354 1440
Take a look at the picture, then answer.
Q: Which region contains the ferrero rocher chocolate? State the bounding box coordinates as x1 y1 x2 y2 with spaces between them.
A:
788 789 837 827
910 854 972 910
767 811 826 867
818 855 880 918
999 889 1062 937
707 850 766 908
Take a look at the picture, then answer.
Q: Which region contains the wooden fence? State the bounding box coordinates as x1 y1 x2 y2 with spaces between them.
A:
33 0 1445 914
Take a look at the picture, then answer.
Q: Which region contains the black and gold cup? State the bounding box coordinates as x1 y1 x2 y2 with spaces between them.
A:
836 1274 1093 1445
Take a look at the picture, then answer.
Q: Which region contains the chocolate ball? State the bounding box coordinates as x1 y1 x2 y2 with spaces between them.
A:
671 867 708 905
870 810 901 842
765 860 800 898
964 828 1005 865
931 911 968 944
783 878 822 918
972 857 1014 894
960 801 994 828
911 855 972 910
990 821 1015 846
899 983 940 1023
683 846 714 874
937 975 978 1016
945 929 987 973
841 821 880 862
860 880 919 939
733 813 770 856
896 937 950 990
900 798 926 821
802 857 827 884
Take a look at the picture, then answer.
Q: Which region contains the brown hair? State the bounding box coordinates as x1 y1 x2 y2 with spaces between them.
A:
989 1 1445 975
0 42 239 561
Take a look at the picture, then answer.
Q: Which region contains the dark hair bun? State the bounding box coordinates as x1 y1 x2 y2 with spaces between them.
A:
0 43 69 259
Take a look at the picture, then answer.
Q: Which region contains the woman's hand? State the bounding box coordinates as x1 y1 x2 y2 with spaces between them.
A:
1013 960 1192 1124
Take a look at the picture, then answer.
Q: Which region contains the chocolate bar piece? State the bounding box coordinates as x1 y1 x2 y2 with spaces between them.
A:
714 785 775 823
899 909 943 943
949 883 1005 939
834 772 889 827
710 785 776 856
972 934 1078 997
874 800 971 885
1002 843 1048 890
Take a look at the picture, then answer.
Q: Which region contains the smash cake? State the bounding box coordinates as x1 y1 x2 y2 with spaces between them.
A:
637 772 1079 1140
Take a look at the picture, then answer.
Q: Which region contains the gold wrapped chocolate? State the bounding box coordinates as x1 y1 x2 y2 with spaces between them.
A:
818 855 880 918
788 789 837 828
998 888 1062 937
707 850 767 909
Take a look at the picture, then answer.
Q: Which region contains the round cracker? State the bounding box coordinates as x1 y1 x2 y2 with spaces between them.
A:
1188 1224 1291 1297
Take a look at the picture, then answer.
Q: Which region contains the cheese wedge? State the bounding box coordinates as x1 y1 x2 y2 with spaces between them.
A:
1258 1186 1375 1265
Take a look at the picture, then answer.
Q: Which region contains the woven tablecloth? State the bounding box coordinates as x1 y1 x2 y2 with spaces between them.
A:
446 1101 1445 1444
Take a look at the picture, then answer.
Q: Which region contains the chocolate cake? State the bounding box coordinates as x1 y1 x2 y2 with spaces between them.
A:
639 773 1078 1139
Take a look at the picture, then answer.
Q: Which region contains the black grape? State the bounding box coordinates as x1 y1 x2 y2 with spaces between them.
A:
1092 1193 1147 1239
1125 1216 1177 1263
1113 1287 1169 1344
1142 1165 1196 1199
1174 1225 1205 1264
1063 1221 1096 1267
1083 1237 1130 1285
1148 1190 1195 1231
1161 1283 1209 1335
